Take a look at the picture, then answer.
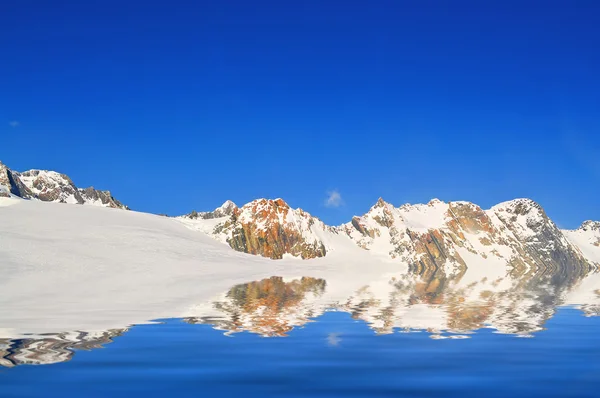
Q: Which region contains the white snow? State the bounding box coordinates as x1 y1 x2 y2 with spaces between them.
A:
564 226 600 264
397 199 450 232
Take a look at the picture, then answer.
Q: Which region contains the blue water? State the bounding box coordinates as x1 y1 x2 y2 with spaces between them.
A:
2 308 599 398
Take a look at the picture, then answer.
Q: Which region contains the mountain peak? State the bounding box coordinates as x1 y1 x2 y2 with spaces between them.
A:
375 197 388 207
243 198 290 212
0 161 127 209
579 220 600 232
215 198 327 260
427 198 444 206
215 200 237 214
493 198 544 214
185 200 238 220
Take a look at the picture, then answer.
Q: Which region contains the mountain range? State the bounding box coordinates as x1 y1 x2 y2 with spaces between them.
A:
1 161 599 274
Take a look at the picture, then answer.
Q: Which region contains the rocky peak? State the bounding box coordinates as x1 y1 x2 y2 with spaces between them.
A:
427 198 444 206
373 197 391 208
336 196 593 275
580 220 600 232
491 199 551 238
491 198 590 272
186 200 238 220
18 169 81 203
0 162 34 199
492 198 545 218
236 198 290 223
179 194 597 271
209 198 329 260
217 200 237 215
78 187 129 210
0 161 127 209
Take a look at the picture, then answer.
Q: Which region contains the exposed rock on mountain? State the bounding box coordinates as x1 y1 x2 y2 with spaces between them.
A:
180 196 599 276
0 161 34 199
337 197 595 276
220 199 329 259
580 220 600 234
180 198 333 259
3 159 597 274
184 200 238 220
0 161 128 209
491 199 591 274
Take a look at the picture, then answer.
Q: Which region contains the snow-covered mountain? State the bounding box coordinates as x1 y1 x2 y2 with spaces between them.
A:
0 161 127 209
179 197 599 275
179 198 350 259
2 159 598 273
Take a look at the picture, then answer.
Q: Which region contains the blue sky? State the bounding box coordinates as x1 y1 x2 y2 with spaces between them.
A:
1 1 599 227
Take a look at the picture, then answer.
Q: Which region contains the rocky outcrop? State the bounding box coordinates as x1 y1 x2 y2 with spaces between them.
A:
78 186 128 209
220 199 328 259
18 169 82 203
0 161 34 198
580 221 600 247
179 196 599 273
184 200 238 220
338 197 596 276
491 199 592 274
0 161 128 209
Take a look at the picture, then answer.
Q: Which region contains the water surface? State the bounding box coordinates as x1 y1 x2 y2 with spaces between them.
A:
2 268 600 397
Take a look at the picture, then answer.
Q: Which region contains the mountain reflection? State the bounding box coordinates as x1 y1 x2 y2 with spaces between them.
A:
2 266 599 367
196 265 599 339
185 276 327 337
0 329 127 368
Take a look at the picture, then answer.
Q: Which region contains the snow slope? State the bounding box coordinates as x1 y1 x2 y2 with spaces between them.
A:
564 221 600 264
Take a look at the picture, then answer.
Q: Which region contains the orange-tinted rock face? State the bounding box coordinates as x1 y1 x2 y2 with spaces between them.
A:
408 229 457 268
223 199 327 259
446 202 495 236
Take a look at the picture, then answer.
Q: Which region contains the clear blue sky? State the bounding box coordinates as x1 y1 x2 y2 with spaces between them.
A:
1 1 599 228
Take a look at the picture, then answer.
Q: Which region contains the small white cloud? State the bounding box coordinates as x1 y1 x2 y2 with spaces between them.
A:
9 121 19 128
325 190 343 208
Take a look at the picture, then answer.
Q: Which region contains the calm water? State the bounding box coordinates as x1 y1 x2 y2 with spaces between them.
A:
2 271 600 397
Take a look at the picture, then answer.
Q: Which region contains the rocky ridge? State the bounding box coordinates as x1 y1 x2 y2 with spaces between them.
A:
0 161 127 209
180 197 600 275
180 198 334 259
2 159 597 274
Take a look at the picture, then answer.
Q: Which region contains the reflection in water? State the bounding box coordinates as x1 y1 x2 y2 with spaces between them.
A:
186 276 327 337
0 329 127 368
196 265 600 339
2 265 599 367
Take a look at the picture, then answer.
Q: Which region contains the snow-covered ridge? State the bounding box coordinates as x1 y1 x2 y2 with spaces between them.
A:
178 196 598 275
0 161 127 209
180 198 349 259
2 159 597 270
